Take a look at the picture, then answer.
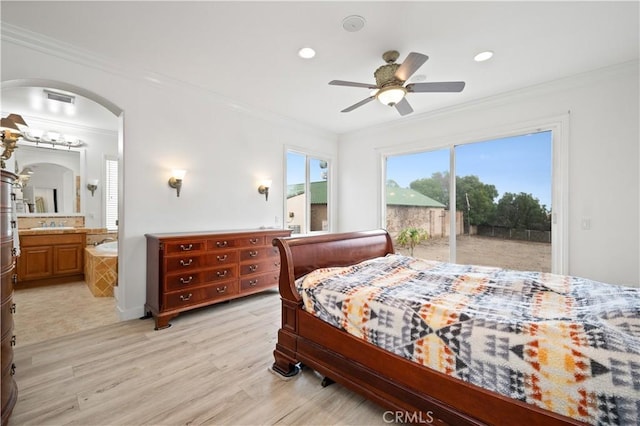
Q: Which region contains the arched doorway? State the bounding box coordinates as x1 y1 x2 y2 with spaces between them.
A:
2 79 125 343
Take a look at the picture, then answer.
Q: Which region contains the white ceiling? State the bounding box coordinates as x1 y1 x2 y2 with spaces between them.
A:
1 1 638 135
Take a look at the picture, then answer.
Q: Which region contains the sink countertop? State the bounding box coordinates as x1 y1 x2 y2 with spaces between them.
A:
18 228 107 235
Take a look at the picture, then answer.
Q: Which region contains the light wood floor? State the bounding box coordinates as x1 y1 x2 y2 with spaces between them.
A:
9 287 393 425
13 281 119 346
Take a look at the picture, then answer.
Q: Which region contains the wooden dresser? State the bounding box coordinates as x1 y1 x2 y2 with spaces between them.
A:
1 170 18 426
145 228 291 330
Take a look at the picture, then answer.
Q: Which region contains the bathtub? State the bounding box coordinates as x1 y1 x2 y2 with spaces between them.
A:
85 241 118 297
95 241 118 254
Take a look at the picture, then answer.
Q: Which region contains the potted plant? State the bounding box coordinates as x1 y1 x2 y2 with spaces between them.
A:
396 227 428 256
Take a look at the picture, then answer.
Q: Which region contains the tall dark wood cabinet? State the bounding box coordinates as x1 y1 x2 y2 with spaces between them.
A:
1 170 18 426
145 228 291 330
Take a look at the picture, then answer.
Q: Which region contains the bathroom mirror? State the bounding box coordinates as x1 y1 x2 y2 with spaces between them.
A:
15 144 83 215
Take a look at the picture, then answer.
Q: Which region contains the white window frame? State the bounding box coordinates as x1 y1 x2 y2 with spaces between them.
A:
380 114 569 274
104 156 118 231
284 147 334 235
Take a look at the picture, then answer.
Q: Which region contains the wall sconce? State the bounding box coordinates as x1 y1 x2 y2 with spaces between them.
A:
87 179 99 197
168 169 186 197
258 179 272 201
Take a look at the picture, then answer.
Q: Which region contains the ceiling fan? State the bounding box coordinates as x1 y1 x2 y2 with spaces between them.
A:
329 50 465 116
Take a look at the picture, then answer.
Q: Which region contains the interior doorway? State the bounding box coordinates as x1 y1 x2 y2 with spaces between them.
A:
2 79 123 345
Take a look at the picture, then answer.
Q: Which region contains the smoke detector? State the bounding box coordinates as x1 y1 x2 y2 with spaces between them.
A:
342 15 366 32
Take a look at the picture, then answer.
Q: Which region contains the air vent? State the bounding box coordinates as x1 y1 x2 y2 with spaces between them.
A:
43 89 75 104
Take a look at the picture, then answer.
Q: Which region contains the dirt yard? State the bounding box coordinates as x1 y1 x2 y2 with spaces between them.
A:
396 235 552 272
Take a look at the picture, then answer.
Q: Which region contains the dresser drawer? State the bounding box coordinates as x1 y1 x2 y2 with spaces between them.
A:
202 265 237 283
207 237 239 251
164 281 239 309
239 246 279 261
163 240 207 255
164 270 211 291
208 250 237 265
165 254 209 273
240 272 279 292
237 235 265 247
239 258 281 276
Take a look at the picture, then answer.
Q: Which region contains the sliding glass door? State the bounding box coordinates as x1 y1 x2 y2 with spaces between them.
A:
385 131 553 272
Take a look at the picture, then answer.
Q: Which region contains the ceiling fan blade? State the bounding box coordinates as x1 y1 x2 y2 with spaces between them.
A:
395 52 429 82
394 98 413 116
329 80 378 89
406 81 466 93
341 96 376 113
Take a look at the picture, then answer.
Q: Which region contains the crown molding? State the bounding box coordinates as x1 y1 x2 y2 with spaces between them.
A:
1 23 335 140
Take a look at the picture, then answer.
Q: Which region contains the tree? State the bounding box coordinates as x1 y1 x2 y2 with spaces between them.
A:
396 227 428 256
410 172 449 206
495 192 550 230
410 173 497 225
455 175 498 226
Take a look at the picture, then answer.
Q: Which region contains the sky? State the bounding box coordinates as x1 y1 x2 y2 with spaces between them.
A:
386 131 552 208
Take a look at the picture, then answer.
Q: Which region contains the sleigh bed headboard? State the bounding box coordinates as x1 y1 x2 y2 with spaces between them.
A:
272 229 395 302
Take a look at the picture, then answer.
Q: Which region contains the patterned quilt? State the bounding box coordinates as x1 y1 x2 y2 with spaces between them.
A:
296 254 640 425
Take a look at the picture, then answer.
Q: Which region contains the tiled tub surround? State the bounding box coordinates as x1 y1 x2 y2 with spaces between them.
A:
85 243 117 297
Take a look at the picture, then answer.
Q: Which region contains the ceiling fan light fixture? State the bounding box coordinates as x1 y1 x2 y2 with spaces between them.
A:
376 86 406 106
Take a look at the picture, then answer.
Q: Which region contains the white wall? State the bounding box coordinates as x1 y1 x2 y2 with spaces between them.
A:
338 61 639 288
2 37 337 320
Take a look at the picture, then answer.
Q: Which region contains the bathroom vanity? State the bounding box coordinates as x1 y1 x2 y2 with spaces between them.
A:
17 229 87 286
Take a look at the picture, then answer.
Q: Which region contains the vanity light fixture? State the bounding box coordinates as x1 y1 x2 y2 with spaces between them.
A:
258 179 272 201
168 169 186 197
87 179 99 197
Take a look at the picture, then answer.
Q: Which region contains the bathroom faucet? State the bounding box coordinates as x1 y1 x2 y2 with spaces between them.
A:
95 237 116 246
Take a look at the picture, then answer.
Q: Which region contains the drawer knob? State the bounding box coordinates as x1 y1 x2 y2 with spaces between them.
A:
249 250 258 257
249 265 258 272
216 255 228 261
217 270 228 278
10 363 16 376
180 244 193 251
10 303 16 314
216 241 228 248
179 259 193 267
249 279 258 287
217 286 227 293
249 238 259 244
10 335 16 346
180 293 193 301
179 276 193 284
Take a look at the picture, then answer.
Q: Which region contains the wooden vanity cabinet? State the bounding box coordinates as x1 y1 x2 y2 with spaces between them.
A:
145 228 291 330
17 233 86 286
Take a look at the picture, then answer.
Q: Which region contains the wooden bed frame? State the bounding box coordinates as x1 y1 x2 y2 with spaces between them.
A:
271 230 583 426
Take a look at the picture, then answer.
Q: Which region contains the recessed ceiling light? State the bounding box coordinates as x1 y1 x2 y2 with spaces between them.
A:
298 47 316 59
474 50 494 62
